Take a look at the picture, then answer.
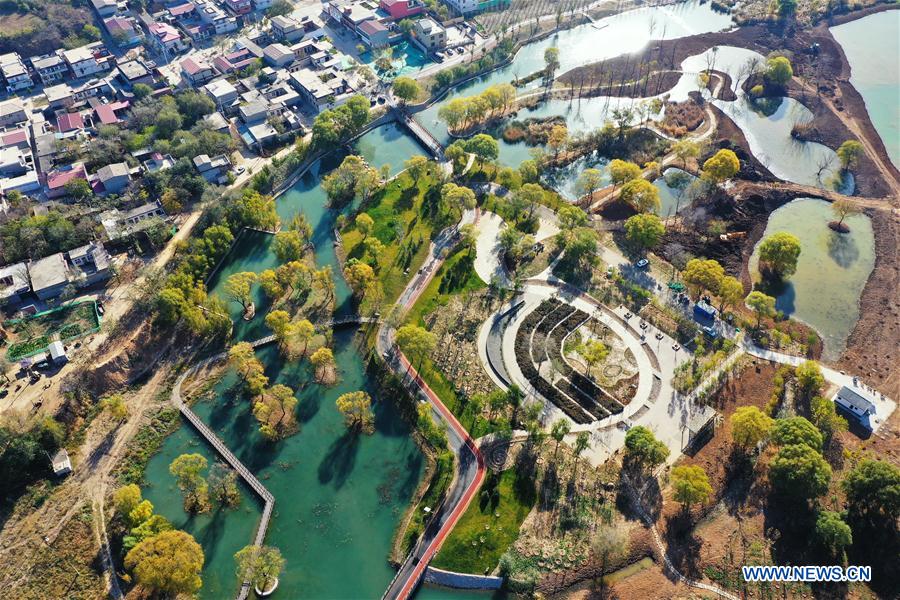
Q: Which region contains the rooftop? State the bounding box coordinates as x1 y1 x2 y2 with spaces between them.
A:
46 163 88 190
835 385 877 414
96 162 130 181
28 253 69 291
57 112 85 133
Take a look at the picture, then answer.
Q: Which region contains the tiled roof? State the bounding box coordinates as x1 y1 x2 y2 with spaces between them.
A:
57 112 84 133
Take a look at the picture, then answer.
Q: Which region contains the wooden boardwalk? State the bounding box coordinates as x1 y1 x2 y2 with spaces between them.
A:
171 359 274 600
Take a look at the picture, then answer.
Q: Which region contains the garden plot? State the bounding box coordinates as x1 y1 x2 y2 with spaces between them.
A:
563 322 639 405
4 301 100 360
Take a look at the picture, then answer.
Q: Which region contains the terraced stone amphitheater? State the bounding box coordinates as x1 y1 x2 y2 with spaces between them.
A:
513 298 635 424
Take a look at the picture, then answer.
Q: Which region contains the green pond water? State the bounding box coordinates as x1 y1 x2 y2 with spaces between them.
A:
671 45 853 192
749 198 875 360
654 168 699 218
143 125 433 598
417 1 733 168
831 10 900 170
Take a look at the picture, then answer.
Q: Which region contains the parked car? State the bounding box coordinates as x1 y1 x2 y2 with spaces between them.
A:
635 258 649 269
702 325 718 339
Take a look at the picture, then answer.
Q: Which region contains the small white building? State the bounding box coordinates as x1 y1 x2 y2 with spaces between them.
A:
48 340 68 364
51 448 72 476
833 385 877 430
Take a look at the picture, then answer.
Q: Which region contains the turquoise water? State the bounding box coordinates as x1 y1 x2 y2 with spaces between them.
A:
831 10 900 169
749 198 875 360
363 40 433 79
143 125 432 598
541 152 610 201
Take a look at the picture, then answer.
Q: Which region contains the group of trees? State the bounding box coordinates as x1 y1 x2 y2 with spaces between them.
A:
0 208 97 264
228 342 301 440
0 413 64 499
725 359 900 566
323 155 381 207
438 84 517 133
153 189 281 338
311 95 371 149
114 484 205 596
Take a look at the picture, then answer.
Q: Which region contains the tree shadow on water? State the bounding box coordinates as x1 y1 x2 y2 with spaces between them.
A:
317 431 361 488
826 230 860 268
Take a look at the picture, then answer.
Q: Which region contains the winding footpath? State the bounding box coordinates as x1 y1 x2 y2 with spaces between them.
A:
379 212 487 600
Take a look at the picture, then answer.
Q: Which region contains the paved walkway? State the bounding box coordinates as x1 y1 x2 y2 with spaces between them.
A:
473 211 512 287
379 210 486 600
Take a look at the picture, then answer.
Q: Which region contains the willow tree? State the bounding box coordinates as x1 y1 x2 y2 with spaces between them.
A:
335 390 375 434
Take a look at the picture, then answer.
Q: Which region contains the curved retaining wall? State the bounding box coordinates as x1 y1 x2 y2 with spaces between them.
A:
424 566 504 590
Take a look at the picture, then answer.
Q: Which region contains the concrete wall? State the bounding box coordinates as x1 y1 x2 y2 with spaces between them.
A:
423 566 503 590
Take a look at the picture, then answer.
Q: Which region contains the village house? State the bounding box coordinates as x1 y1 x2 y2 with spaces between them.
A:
0 99 27 127
142 152 176 173
195 0 239 35
94 162 132 194
104 16 143 47
181 57 218 85
115 59 156 89
380 0 425 20
413 18 447 52
213 48 258 74
31 54 69 86
91 100 131 126
67 242 112 286
833 385 879 430
90 0 125 18
27 253 72 300
203 111 231 133
0 262 31 307
359 19 391 48
147 22 190 57
56 112 86 137
1 53 34 94
101 201 167 240
223 0 252 16
193 153 232 183
45 162 89 199
61 43 114 79
203 78 240 112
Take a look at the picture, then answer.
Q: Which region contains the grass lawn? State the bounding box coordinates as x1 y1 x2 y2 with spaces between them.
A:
341 169 449 307
400 246 486 426
431 466 537 574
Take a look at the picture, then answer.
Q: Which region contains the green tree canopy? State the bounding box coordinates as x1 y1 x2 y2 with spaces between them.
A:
758 232 801 279
624 213 665 250
671 464 713 510
682 258 724 299
772 416 823 451
731 406 774 450
619 179 661 213
769 443 831 501
765 56 793 86
702 149 740 183
842 459 900 522
624 426 669 470
125 530 204 596
392 76 421 103
795 360 825 398
335 390 375 434
815 510 852 557
465 134 500 166
608 159 642 187
836 140 863 171
235 545 285 592
396 324 437 366
745 290 776 328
